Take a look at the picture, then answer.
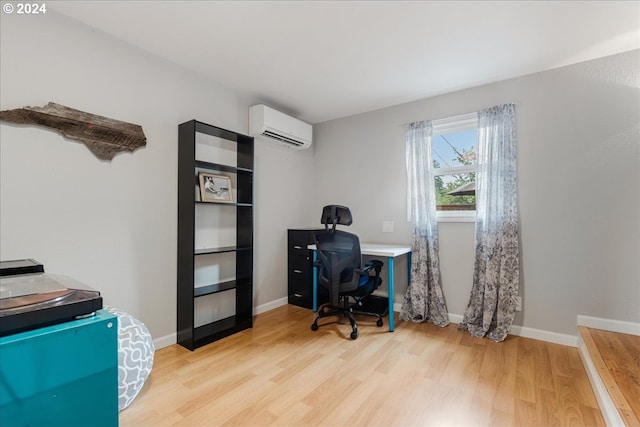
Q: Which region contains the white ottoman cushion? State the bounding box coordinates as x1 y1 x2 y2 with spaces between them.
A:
104 306 155 411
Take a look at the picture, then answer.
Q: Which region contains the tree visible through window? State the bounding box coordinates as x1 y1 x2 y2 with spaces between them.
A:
431 114 478 211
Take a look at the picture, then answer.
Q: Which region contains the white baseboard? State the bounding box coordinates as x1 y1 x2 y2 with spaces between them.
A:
510 324 578 347
577 315 640 336
151 298 288 350
255 297 288 315
446 313 578 347
578 336 625 427
391 309 578 346
153 333 176 350
389 308 577 346
448 313 463 324
156 304 625 351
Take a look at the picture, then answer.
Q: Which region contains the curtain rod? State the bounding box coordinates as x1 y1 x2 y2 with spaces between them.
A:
405 101 520 127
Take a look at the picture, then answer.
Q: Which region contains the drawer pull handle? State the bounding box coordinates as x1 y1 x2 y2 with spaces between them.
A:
294 293 303 297
293 269 302 274
293 245 303 249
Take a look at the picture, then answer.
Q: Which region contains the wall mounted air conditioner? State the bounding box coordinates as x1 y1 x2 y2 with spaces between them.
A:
249 104 312 149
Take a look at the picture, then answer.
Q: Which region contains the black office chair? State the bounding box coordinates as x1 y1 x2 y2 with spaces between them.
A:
311 205 384 340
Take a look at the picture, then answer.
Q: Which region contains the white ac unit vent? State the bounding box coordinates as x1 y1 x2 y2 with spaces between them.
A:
249 104 312 149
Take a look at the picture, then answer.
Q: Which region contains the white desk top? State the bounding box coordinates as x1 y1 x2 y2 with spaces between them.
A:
308 243 411 257
360 243 412 257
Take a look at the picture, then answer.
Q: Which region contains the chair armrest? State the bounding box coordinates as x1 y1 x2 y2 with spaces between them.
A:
356 259 384 275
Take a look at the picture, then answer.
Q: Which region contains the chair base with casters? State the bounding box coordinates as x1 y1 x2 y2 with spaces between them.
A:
311 279 385 340
310 205 386 340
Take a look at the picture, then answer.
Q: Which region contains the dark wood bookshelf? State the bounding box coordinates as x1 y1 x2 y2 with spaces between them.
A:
177 120 254 351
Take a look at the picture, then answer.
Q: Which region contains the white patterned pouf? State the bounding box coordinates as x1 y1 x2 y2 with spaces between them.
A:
104 305 155 411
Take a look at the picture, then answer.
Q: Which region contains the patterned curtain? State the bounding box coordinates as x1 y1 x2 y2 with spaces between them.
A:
459 103 519 342
400 121 449 327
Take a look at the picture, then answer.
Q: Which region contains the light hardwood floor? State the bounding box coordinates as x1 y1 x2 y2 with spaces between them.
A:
581 326 640 426
122 305 604 427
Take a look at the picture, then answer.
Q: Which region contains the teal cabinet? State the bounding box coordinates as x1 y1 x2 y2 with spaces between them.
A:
0 310 118 427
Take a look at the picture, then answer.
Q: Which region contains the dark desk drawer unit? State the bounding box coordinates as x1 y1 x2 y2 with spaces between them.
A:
288 228 327 309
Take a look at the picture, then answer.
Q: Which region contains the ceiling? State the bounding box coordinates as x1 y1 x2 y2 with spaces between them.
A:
50 1 639 124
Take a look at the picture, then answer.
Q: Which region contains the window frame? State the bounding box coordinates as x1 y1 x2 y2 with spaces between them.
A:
431 112 478 223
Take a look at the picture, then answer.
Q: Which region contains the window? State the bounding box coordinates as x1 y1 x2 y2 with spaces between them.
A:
431 113 478 220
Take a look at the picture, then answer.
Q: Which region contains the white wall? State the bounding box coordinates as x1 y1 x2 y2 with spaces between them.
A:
313 50 640 336
0 11 314 343
254 142 315 308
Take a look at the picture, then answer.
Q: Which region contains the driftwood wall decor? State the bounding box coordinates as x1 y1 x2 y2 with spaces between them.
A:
0 102 147 161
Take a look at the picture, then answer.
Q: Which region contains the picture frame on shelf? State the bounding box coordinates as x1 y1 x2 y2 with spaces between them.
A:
198 173 233 203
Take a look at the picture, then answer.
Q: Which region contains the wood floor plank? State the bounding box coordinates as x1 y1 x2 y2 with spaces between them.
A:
120 306 605 427
581 326 640 426
548 341 574 378
478 337 517 417
515 337 537 404
590 329 640 420
514 398 539 426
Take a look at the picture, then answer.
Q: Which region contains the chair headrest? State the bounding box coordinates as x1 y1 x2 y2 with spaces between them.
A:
320 205 352 230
